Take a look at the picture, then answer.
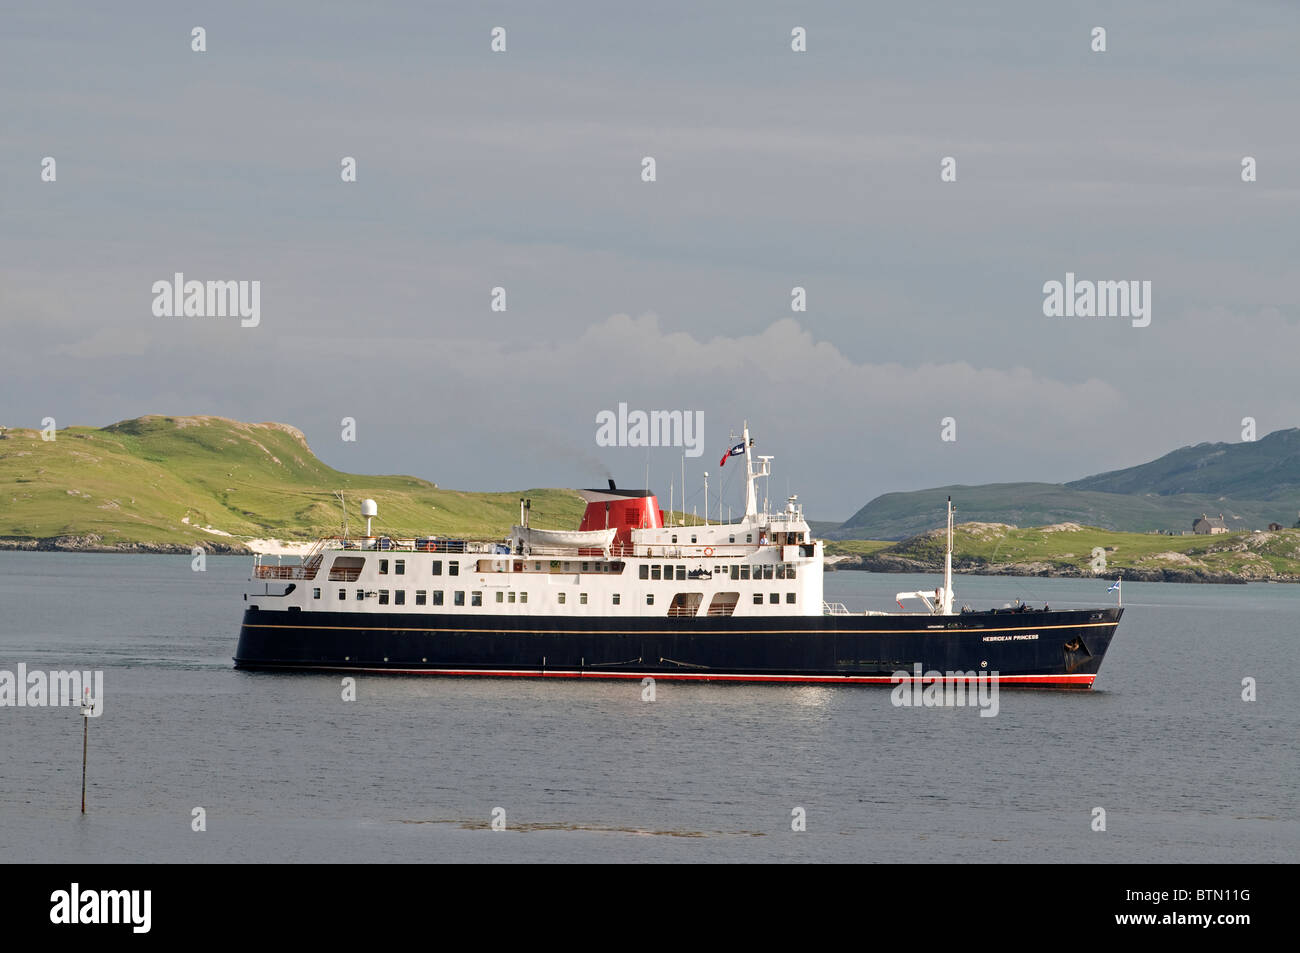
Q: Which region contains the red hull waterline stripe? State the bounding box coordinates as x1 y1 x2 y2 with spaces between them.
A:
246 664 1097 688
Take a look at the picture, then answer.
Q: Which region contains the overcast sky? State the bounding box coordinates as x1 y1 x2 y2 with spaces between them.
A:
3 2 1297 521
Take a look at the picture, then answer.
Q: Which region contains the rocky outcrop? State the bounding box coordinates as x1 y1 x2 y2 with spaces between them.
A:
0 534 251 554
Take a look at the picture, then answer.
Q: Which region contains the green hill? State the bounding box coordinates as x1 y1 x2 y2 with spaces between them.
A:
0 415 586 551
1066 428 1300 499
827 522 1300 584
834 430 1300 540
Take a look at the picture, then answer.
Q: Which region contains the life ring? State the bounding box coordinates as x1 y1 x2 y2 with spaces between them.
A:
703 546 714 557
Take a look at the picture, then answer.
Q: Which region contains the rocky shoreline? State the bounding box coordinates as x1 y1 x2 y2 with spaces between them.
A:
0 535 252 555
825 553 1290 584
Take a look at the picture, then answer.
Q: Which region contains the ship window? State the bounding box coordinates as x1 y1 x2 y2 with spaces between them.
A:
671 535 677 544
646 594 654 605
379 559 389 575
753 593 763 605
640 565 649 580
769 593 779 604
776 564 786 579
313 588 321 599
746 534 753 543
416 591 427 606
557 592 566 605
433 591 444 606
508 591 516 603
612 593 621 605
786 592 796 604
496 591 504 603
395 560 405 576
650 566 660 580
729 535 735 544
788 566 796 579
338 589 346 600
740 566 750 580
378 590 389 605
356 589 364 601
579 593 588 605
691 535 697 544
675 566 686 581
730 565 739 580
432 560 442 575
395 590 406 606
763 565 774 580
471 591 482 607
520 592 527 603
582 562 590 573
448 562 459 577
454 591 465 606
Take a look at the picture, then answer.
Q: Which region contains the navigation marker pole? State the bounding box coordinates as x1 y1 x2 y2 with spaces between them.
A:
79 686 93 813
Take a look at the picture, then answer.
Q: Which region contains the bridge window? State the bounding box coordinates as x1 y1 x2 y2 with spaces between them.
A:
379 559 389 575
650 565 660 580
777 564 786 579
763 565 774 580
675 566 686 581
395 560 405 576
788 566 796 579
640 565 649 580
431 560 442 576
739 566 750 581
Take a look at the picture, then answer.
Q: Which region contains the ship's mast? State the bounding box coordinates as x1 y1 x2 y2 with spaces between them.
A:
943 496 955 614
743 421 758 521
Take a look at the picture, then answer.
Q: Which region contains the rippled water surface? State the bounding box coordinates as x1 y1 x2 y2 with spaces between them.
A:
1 552 1295 862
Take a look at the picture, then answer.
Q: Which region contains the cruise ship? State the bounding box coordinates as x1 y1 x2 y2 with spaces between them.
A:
234 425 1123 688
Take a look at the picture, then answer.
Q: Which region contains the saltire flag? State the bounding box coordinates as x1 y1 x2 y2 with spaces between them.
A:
719 442 745 467
1107 579 1121 593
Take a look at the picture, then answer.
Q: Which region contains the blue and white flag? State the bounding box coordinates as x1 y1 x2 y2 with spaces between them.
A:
719 442 745 467
1107 579 1121 593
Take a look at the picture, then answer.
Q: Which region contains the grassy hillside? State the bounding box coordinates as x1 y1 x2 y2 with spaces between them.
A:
834 521 1300 582
0 415 586 550
833 483 1298 541
1068 428 1300 499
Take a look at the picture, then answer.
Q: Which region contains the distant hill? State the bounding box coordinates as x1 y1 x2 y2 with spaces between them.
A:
834 429 1300 540
0 415 585 551
1066 428 1300 499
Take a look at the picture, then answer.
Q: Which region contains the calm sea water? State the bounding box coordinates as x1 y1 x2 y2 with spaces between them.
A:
1 552 1295 863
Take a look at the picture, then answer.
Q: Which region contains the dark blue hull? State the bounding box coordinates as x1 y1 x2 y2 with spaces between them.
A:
234 606 1122 688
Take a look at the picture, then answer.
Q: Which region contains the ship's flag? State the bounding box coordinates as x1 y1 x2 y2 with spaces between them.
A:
1107 579 1121 593
719 442 745 467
